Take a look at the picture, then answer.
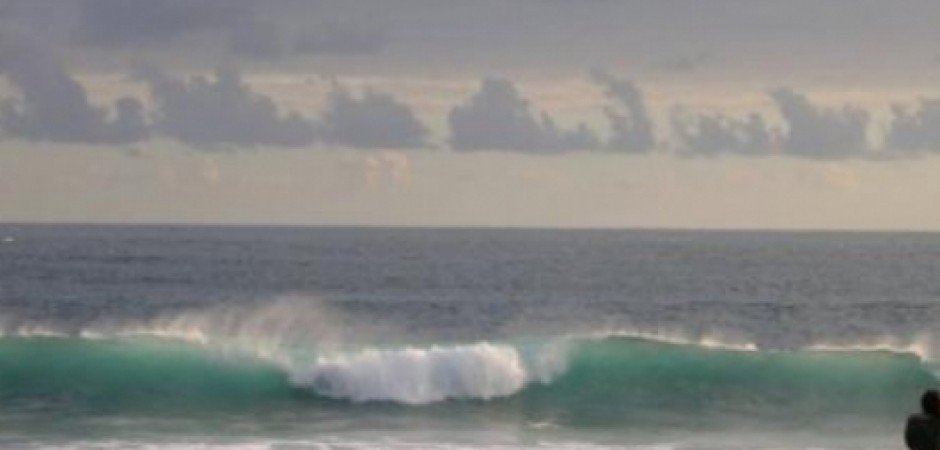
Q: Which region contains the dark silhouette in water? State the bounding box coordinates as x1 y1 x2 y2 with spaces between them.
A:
906 390 940 450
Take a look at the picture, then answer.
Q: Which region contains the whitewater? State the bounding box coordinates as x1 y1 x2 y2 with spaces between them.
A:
2 225 940 449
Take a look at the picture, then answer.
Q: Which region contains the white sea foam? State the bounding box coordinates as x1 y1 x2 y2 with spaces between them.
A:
286 341 565 404
10 299 570 405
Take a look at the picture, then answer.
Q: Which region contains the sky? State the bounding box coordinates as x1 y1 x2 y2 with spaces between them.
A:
2 0 940 229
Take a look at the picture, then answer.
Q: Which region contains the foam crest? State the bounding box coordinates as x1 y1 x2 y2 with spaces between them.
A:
587 328 758 352
288 342 562 404
807 334 934 361
0 324 69 338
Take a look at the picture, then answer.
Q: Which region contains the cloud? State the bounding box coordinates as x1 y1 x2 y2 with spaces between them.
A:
591 70 655 153
72 1 388 59
0 33 148 144
319 84 428 149
651 52 713 73
293 23 387 56
226 19 285 60
74 0 252 46
137 65 315 148
885 99 940 153
670 88 873 158
769 87 871 158
448 77 600 153
0 2 74 43
671 109 777 156
4 1 938 77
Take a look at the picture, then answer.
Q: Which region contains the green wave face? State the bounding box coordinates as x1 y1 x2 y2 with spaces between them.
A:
515 337 937 427
0 337 297 413
0 335 935 430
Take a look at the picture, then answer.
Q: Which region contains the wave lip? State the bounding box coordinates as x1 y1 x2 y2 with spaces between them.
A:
586 328 759 352
806 335 933 362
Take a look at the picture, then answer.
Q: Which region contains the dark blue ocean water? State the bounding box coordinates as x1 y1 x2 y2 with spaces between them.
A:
1 225 939 449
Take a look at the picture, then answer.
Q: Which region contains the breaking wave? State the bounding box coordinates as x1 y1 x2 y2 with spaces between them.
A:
0 331 935 425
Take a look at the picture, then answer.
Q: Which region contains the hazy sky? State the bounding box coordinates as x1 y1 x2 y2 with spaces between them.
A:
2 0 940 229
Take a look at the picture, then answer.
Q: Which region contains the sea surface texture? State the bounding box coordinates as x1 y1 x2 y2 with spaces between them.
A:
1 225 938 449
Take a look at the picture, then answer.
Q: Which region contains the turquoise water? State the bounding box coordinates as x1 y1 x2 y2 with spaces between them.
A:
1 226 939 448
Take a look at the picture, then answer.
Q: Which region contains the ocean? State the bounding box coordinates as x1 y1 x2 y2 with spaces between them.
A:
0 225 938 449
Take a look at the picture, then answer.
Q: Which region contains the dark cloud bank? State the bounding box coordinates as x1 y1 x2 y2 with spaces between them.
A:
885 100 940 154
592 70 656 153
135 66 431 149
74 0 253 47
448 77 599 154
671 88 876 159
0 33 147 144
320 84 428 149
0 32 426 149
69 0 388 59
447 73 656 155
1 32 940 157
135 65 315 148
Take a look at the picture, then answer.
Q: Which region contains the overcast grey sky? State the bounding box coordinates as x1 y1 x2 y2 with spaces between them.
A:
1 0 940 229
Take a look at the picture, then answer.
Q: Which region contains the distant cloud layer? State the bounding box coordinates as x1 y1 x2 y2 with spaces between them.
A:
3 0 940 75
770 88 871 158
448 77 599 154
0 33 147 144
293 23 386 56
3 31 940 158
672 110 775 156
651 52 713 73
136 65 315 147
319 85 428 149
75 0 252 47
886 99 940 153
671 88 873 159
226 19 285 60
592 70 656 153
68 0 389 59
